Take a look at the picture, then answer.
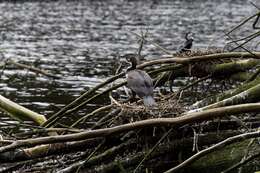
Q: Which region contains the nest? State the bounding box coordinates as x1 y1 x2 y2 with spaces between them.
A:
175 48 224 57
111 95 185 125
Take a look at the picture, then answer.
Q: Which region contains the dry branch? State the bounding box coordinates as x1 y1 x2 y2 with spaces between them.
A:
1 103 260 154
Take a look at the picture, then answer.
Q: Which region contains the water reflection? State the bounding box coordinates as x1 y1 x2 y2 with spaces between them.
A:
0 0 257 126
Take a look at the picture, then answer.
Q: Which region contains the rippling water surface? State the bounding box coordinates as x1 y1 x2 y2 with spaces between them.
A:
0 0 258 125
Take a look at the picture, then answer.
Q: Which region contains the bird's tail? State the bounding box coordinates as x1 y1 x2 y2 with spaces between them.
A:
143 96 156 108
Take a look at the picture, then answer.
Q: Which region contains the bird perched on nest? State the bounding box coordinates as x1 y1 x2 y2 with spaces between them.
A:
178 32 194 53
125 55 156 108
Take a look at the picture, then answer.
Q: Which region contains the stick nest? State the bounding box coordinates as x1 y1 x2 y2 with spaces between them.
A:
113 95 185 124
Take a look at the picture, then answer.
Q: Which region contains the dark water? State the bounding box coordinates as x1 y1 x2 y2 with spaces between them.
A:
0 0 258 126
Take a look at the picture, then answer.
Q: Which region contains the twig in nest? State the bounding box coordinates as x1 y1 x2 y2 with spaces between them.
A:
109 94 122 107
109 62 124 107
176 90 183 105
92 108 122 129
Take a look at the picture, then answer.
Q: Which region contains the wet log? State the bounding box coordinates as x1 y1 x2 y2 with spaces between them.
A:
210 59 259 76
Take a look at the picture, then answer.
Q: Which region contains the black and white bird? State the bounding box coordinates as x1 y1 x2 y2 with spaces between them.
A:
125 55 156 108
178 32 194 53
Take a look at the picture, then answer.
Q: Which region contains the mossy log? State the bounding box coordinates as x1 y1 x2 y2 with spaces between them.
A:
155 59 260 88
210 59 260 76
185 139 260 173
193 77 260 108
192 82 260 111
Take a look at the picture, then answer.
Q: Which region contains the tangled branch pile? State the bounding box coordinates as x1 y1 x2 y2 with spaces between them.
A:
0 8 260 173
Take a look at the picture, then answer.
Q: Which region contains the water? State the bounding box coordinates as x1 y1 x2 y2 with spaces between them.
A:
0 0 258 126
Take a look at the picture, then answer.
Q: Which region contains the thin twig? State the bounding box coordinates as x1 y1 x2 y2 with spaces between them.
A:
227 12 260 35
250 1 260 10
133 128 173 173
224 32 257 58
128 30 172 55
226 31 260 45
70 105 113 128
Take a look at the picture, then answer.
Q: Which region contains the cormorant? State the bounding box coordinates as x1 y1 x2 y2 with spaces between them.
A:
121 53 146 65
178 32 194 53
125 56 156 107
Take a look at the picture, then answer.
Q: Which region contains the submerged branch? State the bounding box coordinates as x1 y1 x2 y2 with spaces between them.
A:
8 60 61 79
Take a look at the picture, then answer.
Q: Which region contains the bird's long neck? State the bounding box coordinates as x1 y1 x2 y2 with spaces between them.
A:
185 33 189 41
127 59 137 71
185 33 193 42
